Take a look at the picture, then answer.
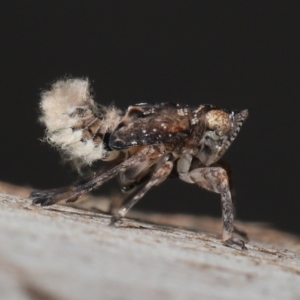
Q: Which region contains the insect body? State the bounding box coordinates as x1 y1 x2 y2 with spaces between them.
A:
30 79 248 248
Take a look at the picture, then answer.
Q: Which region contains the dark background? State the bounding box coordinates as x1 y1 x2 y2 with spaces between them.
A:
1 2 300 234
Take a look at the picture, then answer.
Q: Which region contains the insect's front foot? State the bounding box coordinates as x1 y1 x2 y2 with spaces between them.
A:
109 213 123 226
223 238 247 250
233 226 249 242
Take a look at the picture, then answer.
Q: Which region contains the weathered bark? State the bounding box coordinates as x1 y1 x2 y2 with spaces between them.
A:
0 183 300 300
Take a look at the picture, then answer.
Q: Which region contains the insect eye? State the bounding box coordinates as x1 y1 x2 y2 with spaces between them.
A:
206 110 231 133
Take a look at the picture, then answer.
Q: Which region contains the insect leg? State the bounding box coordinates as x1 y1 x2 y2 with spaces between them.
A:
213 160 248 241
109 173 153 214
180 166 246 249
30 186 78 206
30 146 162 206
110 160 173 225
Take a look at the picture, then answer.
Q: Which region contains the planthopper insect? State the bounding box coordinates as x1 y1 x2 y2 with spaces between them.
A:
30 78 248 249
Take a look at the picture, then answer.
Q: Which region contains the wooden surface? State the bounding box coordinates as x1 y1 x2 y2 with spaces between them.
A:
1 183 300 300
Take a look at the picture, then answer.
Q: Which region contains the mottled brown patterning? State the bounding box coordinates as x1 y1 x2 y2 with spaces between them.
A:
30 78 248 249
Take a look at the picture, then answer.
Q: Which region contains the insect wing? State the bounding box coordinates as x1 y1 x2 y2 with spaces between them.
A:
109 103 191 150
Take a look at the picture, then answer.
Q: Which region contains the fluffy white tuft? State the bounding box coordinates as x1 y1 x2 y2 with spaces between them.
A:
40 79 94 131
40 78 121 165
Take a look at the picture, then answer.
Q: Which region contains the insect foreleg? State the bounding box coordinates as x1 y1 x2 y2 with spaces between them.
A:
179 166 246 249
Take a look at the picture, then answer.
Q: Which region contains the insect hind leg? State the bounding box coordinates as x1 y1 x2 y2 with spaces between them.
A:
30 186 78 206
30 146 162 206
